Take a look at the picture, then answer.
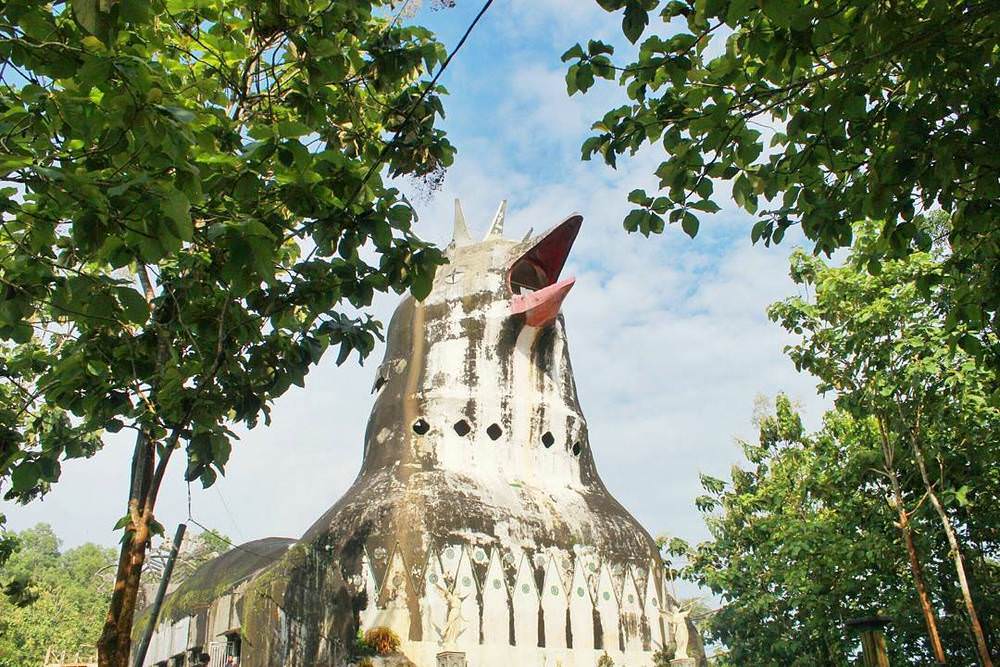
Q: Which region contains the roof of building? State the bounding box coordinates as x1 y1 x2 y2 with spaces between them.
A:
134 536 295 633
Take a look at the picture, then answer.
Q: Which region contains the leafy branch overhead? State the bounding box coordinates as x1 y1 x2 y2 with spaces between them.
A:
565 0 999 350
0 0 456 663
0 0 452 501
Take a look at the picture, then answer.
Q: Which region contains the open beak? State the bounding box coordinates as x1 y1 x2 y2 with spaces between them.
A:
508 214 582 327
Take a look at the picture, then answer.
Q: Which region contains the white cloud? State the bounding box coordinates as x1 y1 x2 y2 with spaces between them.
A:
496 0 612 43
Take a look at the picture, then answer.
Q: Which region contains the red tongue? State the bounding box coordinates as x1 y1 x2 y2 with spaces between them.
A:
511 277 576 327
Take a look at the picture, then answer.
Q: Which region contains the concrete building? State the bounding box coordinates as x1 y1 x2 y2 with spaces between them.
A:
134 203 705 667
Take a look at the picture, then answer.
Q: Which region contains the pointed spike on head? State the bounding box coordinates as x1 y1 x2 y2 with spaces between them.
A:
484 199 507 240
451 198 473 247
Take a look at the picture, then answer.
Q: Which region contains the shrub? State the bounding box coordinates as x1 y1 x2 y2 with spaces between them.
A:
353 628 374 657
364 626 401 655
653 644 677 666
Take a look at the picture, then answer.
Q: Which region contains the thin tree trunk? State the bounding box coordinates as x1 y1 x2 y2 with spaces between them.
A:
889 476 947 663
97 430 154 667
100 522 151 667
877 416 947 663
910 434 994 666
898 503 947 663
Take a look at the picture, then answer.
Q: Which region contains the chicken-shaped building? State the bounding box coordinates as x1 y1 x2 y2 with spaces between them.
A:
136 203 705 667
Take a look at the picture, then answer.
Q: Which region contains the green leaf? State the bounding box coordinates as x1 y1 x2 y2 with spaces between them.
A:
661 0 690 19
622 2 650 43
690 199 721 213
158 106 194 126
71 0 102 35
410 267 435 302
160 190 193 242
761 0 796 28
387 205 412 227
581 136 603 160
11 461 41 492
751 220 770 244
120 0 152 23
565 64 580 96
627 188 651 206
591 55 616 80
233 172 260 204
576 64 596 93
80 35 105 52
561 44 585 62
623 209 647 233
277 120 311 138
587 40 615 56
726 0 755 25
116 287 149 324
681 211 699 237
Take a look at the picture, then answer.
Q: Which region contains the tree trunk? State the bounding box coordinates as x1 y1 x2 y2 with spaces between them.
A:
911 437 994 667
97 431 155 667
878 417 947 663
98 522 151 667
897 504 947 663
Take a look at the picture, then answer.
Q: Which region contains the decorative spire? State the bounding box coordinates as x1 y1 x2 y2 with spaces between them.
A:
451 198 473 247
484 200 507 240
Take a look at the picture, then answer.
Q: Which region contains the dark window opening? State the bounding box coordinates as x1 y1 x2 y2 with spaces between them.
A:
412 418 430 435
487 423 503 440
454 419 471 436
541 431 555 448
226 632 242 659
572 442 582 456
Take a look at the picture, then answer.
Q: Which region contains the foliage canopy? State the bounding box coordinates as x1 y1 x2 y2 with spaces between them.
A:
0 523 116 666
676 225 999 664
564 0 999 358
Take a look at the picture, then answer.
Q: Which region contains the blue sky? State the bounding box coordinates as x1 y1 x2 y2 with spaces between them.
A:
3 0 830 593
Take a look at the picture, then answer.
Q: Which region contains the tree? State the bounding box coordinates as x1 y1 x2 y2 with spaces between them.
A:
0 0 454 664
562 0 1000 360
0 523 117 666
768 224 999 664
679 397 993 665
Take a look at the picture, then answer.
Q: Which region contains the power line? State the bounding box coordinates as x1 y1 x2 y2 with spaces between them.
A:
215 485 244 541
186 480 267 558
303 0 497 260
186 517 268 559
351 0 497 200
